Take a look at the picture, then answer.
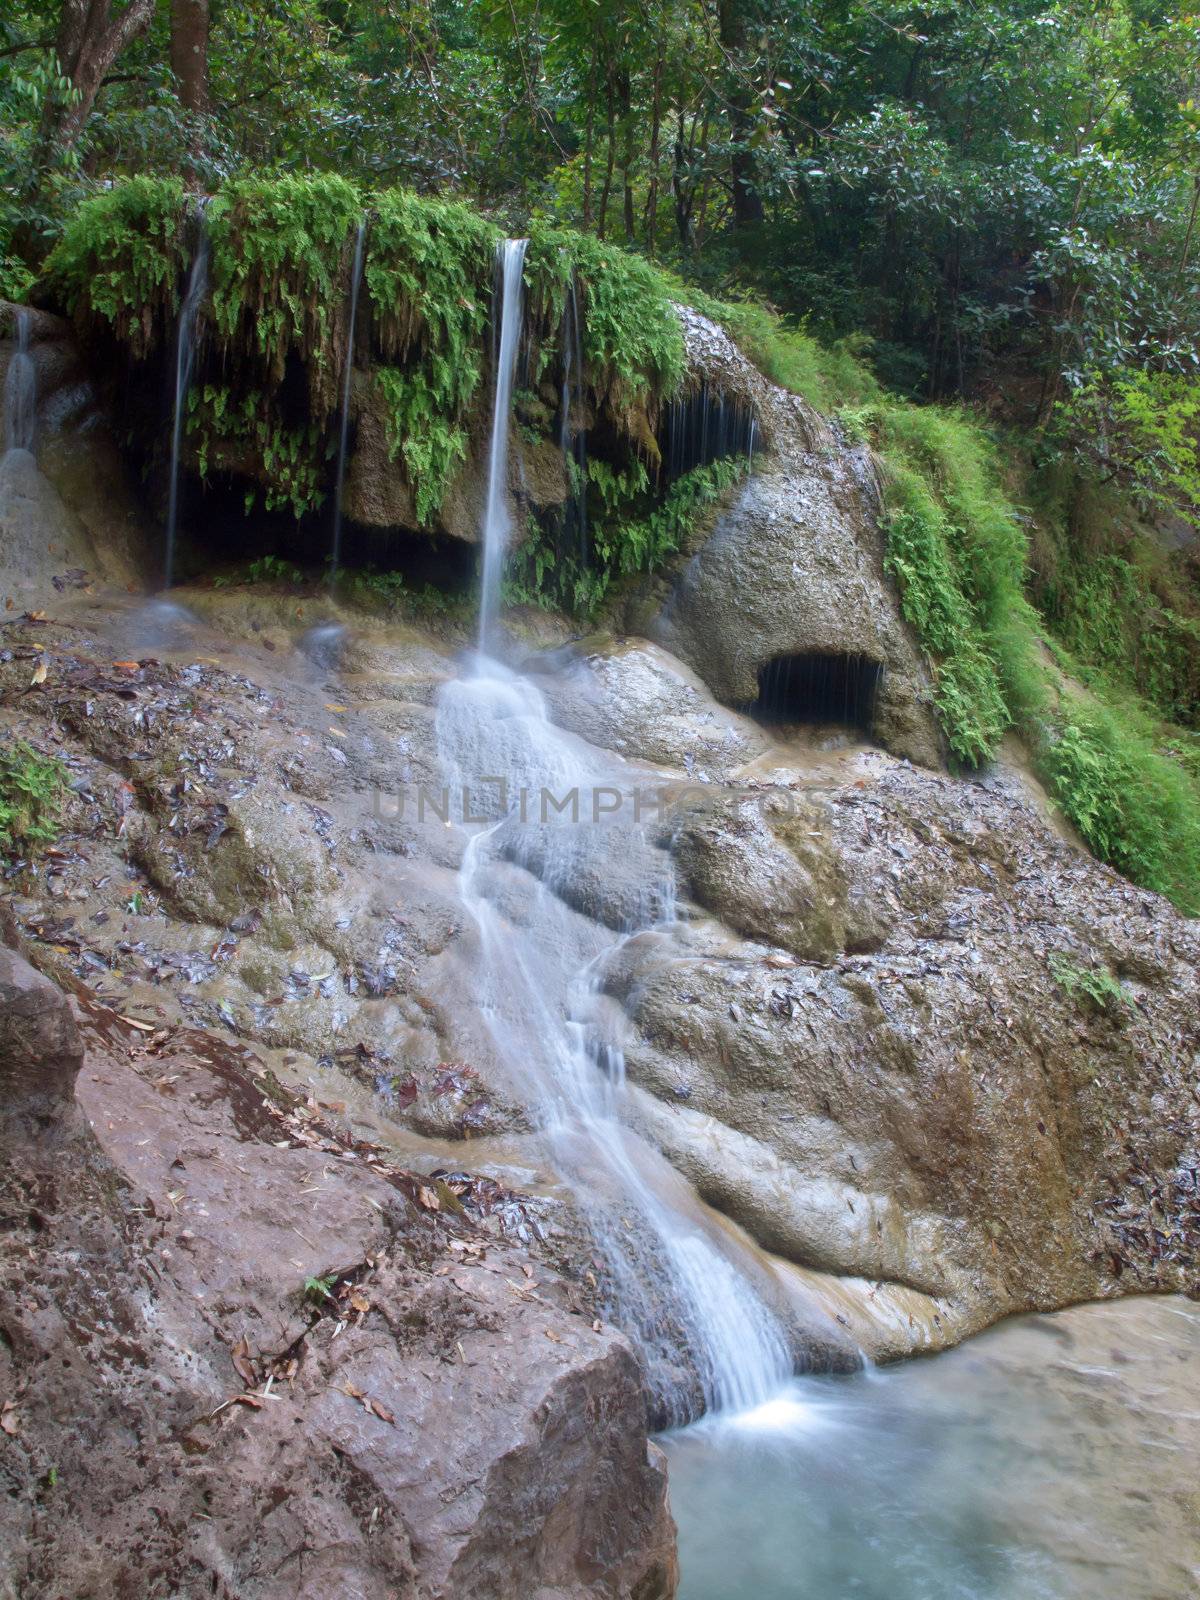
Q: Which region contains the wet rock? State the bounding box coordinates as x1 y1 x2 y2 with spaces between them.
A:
650 309 943 768
0 945 83 1122
0 981 677 1598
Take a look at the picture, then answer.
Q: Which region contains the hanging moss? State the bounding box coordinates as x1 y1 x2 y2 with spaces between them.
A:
43 176 689 550
508 457 745 618
189 384 329 518
374 367 469 526
43 176 187 358
525 226 686 425
207 173 364 418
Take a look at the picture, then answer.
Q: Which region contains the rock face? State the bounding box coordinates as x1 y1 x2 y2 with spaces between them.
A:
0 945 677 1598
0 301 148 606
649 309 944 768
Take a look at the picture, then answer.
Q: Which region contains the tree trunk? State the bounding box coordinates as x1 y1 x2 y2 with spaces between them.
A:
620 68 635 242
645 51 663 253
171 0 208 116
718 0 764 228
582 57 596 228
48 0 157 152
598 76 616 240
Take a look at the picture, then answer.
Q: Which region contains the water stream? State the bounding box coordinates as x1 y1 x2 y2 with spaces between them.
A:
478 237 528 647
437 238 793 1422
3 307 35 456
665 1295 1200 1598
329 218 367 583
165 205 210 589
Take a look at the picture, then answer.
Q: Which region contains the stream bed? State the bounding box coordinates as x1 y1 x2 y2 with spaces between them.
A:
663 1296 1200 1600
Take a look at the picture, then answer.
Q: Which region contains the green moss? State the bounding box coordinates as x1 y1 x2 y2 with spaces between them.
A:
43 176 187 357
509 457 745 617
190 384 329 517
374 367 469 526
0 740 66 858
528 228 685 413
208 173 363 414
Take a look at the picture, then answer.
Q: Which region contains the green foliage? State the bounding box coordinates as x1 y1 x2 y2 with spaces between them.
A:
303 1274 335 1304
374 368 469 526
208 173 363 411
509 457 745 616
0 740 66 857
189 385 328 518
875 406 1027 766
43 177 187 357
1048 953 1130 1015
528 228 686 411
213 554 305 588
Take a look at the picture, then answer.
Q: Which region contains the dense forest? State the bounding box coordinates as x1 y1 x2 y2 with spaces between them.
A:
3 0 1200 904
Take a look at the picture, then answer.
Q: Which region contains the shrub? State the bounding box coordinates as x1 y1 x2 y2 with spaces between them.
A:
0 741 66 857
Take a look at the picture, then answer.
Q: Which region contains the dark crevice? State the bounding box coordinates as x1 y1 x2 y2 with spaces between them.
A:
740 651 883 735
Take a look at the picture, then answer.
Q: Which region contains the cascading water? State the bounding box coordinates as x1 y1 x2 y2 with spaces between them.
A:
436 241 792 1423
478 238 528 646
164 204 210 589
329 218 366 583
3 308 36 456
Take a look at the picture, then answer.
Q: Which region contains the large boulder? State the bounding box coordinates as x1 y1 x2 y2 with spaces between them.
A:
650 310 944 768
0 959 678 1597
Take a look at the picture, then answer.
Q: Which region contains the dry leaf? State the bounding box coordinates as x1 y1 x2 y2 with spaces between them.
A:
340 1382 366 1401
348 1290 370 1314
367 1398 394 1424
118 1015 155 1032
30 661 47 686
230 1336 257 1388
112 660 140 672
233 1393 264 1410
1 1404 18 1436
417 1185 440 1211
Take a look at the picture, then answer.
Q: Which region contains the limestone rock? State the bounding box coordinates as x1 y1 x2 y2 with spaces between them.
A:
651 309 944 768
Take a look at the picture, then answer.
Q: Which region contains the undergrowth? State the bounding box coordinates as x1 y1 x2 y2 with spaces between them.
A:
0 741 66 857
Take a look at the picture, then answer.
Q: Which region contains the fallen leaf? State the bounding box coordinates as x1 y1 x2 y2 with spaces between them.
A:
230 1336 257 1388
118 1014 156 1032
417 1185 440 1211
367 1398 394 1424
30 660 47 686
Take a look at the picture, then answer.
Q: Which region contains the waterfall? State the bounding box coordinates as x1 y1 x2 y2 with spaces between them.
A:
436 664 792 1423
329 218 366 584
3 308 36 456
478 238 528 645
559 271 588 565
164 205 210 589
435 251 792 1422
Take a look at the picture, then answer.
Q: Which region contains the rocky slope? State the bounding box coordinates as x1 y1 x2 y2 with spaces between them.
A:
1 300 1198 1592
0 926 676 1599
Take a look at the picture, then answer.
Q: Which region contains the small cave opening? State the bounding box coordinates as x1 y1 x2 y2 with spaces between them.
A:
741 652 883 736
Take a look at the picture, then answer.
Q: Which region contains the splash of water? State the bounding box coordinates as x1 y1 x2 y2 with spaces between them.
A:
165 205 210 590
329 219 366 584
3 307 36 456
478 238 528 646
